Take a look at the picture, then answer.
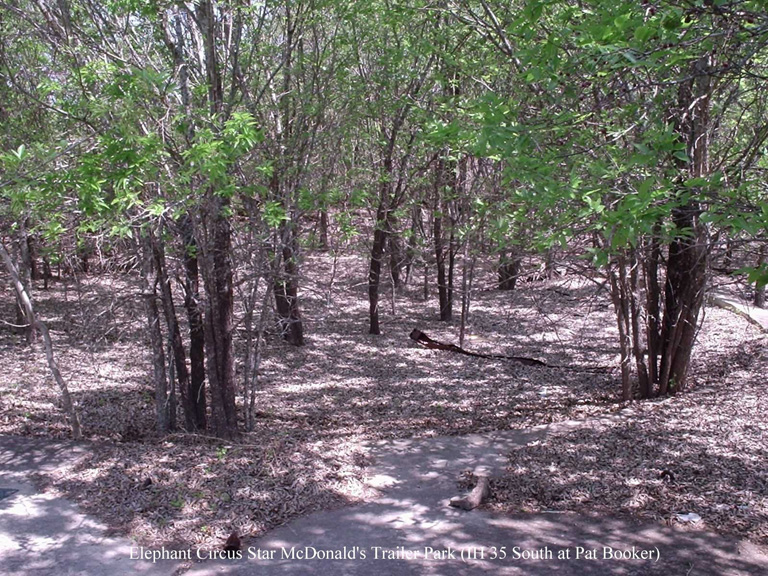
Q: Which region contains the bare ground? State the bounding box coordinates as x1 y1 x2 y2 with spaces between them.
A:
0 253 765 551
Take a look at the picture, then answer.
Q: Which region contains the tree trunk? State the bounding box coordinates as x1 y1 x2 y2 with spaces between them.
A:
273 220 304 346
404 205 421 285
181 215 207 431
627 251 651 398
245 277 272 432
0 240 82 439
140 233 170 434
318 210 330 252
643 231 662 392
498 249 521 290
200 197 239 440
434 207 450 320
459 233 475 349
608 259 633 402
387 219 404 292
368 198 388 335
657 55 712 396
153 232 197 432
194 0 237 439
754 244 766 308
43 255 52 290
658 206 707 395
16 219 37 344
434 157 454 321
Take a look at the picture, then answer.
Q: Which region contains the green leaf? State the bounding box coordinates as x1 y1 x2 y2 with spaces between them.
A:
264 201 287 228
147 202 166 217
634 25 655 43
12 145 27 160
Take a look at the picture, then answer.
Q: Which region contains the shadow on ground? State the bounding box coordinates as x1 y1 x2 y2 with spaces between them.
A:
184 422 768 576
0 436 176 575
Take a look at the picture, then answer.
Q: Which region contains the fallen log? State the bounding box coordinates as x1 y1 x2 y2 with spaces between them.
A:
409 328 612 372
409 328 547 366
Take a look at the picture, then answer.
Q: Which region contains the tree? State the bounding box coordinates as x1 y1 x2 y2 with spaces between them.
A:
345 1 437 334
451 0 768 397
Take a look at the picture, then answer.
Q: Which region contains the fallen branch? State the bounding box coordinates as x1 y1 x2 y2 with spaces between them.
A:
409 329 613 372
409 329 546 366
450 469 491 511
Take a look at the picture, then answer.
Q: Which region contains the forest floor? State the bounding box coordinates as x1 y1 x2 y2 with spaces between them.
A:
0 253 765 552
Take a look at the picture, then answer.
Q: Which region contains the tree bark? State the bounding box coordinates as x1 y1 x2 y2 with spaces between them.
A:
181 215 207 431
15 219 37 344
194 0 238 439
658 207 707 395
141 233 170 434
643 231 662 392
434 157 454 321
153 232 197 431
609 260 633 402
318 210 330 252
657 56 712 395
200 198 239 439
387 218 405 292
273 220 304 345
368 198 388 335
755 244 766 308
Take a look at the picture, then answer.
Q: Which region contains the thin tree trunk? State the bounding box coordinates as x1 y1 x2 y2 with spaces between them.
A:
368 198 388 335
459 234 473 349
404 205 421 285
141 234 170 434
43 254 52 290
241 252 260 421
16 219 37 344
627 251 650 398
0 241 82 439
388 229 404 292
246 280 273 431
153 233 194 431
447 227 456 316
181 215 207 430
273 220 304 345
755 244 766 308
319 210 330 252
434 209 450 319
609 261 633 402
434 158 452 321
644 231 662 393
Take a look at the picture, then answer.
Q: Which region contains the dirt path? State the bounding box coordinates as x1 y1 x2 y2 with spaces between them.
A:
182 418 768 575
710 293 768 332
0 436 179 576
2 417 767 575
